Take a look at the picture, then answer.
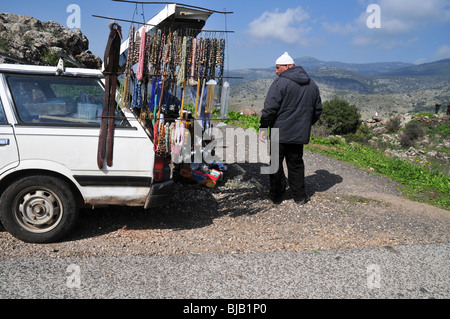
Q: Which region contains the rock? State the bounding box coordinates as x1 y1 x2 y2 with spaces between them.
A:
405 147 419 156
76 51 102 69
0 13 101 69
373 126 387 136
380 133 399 146
372 116 382 122
400 114 413 128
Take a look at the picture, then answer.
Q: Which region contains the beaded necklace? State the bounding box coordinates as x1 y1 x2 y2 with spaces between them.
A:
120 24 229 158
176 36 187 86
188 37 197 86
216 38 225 84
122 25 135 109
136 28 146 81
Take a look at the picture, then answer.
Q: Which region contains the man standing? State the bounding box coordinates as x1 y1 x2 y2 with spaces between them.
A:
259 52 322 206
435 102 441 114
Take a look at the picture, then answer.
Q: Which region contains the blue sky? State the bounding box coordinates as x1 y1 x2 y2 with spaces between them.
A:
2 0 450 70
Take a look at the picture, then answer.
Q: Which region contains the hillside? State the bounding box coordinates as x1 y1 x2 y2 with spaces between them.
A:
380 59 450 77
228 57 450 120
292 56 414 76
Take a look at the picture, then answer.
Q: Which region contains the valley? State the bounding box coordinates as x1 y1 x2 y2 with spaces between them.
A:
227 57 450 120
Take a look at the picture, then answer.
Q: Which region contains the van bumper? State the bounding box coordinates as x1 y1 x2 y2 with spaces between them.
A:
145 179 175 208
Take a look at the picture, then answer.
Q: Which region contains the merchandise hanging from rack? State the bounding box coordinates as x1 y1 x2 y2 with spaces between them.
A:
94 2 238 165
93 2 236 187
120 26 228 158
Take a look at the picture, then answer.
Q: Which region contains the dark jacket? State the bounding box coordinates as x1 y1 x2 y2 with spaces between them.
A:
260 66 322 144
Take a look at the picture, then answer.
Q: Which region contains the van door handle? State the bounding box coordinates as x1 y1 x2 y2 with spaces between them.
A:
0 139 10 146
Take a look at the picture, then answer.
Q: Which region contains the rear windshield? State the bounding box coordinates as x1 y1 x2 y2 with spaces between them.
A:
6 75 129 127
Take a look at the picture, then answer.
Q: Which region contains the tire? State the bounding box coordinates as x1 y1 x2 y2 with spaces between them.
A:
0 175 79 243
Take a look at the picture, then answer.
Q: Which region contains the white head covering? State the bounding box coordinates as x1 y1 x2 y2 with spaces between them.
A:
276 52 295 65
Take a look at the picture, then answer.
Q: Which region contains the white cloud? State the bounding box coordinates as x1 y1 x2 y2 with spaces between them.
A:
352 36 418 50
247 7 314 45
322 22 356 35
434 45 450 60
377 0 450 34
415 44 450 64
323 0 450 50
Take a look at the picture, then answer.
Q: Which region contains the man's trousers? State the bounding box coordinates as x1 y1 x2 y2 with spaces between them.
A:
269 143 307 202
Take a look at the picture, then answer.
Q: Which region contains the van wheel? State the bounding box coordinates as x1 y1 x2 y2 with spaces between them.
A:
0 175 78 243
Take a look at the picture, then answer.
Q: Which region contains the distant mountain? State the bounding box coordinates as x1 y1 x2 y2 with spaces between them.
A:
308 67 374 94
377 58 450 77
227 57 450 119
228 56 414 83
293 56 414 76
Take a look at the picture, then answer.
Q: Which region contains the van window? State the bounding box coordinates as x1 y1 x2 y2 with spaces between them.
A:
6 75 129 127
0 99 6 124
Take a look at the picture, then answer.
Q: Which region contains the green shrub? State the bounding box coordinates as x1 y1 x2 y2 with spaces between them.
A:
400 121 425 148
386 117 401 133
311 121 337 138
345 123 372 144
320 97 361 135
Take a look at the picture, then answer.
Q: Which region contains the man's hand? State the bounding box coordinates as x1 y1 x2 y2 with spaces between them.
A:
259 130 267 142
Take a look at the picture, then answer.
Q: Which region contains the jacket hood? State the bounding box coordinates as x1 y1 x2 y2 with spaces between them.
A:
280 66 311 85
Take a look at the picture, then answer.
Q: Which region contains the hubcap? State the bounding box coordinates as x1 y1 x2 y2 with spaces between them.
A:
14 188 63 233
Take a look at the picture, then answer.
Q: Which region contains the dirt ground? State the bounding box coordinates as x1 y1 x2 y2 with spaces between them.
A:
1 145 448 258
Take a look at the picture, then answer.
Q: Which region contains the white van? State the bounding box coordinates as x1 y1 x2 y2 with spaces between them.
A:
0 63 173 243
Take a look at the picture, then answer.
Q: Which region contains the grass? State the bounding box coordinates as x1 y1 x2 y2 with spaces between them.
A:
306 136 450 210
212 109 260 131
212 109 450 211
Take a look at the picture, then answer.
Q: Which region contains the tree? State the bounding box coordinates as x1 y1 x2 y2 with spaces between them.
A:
320 97 361 135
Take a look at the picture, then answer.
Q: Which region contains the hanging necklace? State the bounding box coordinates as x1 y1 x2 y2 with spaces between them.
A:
188 37 197 86
122 25 135 109
176 36 187 86
136 27 146 81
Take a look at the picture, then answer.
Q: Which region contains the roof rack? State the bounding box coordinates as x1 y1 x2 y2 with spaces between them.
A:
111 0 233 14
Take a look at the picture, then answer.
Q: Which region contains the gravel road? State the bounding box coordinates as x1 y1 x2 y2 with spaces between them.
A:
1 127 448 258
1 124 449 299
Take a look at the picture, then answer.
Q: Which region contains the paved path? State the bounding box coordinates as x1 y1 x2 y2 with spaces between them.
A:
1 243 448 300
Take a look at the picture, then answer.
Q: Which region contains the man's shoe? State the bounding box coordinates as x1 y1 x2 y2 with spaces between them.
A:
295 196 310 206
272 199 283 205
269 191 284 205
269 197 283 205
